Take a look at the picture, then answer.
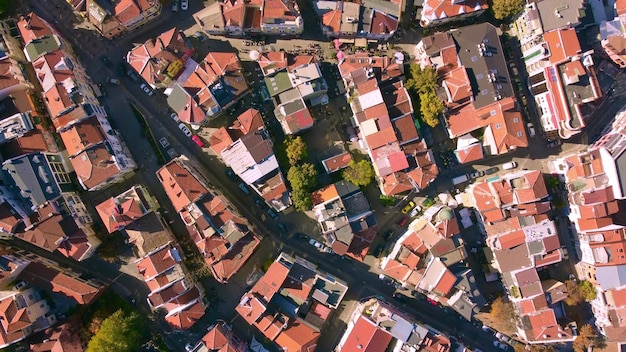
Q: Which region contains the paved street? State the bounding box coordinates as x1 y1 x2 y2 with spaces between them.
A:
14 0 626 351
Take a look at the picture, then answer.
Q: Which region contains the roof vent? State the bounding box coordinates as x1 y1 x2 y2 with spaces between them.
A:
357 345 363 349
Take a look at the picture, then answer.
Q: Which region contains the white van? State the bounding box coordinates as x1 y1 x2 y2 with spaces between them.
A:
502 161 518 170
452 174 470 185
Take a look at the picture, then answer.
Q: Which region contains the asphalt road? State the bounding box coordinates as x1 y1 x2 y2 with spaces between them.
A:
16 1 606 351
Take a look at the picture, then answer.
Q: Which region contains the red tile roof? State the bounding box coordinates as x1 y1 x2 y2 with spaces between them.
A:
443 66 472 104
71 145 122 190
341 315 392 352
17 13 54 44
617 0 626 16
544 28 582 65
165 300 206 330
95 197 146 234
322 151 353 173
370 10 398 36
322 8 341 32
421 0 488 26
19 261 103 305
274 319 320 352
201 322 246 352
455 143 483 164
157 159 208 212
136 244 180 280
59 116 106 157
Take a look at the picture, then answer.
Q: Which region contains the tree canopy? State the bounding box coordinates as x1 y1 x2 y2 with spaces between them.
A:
419 91 444 128
490 297 516 331
573 324 600 352
0 0 9 16
406 64 438 95
491 0 524 20
284 136 308 166
86 310 147 352
287 163 318 211
342 160 374 187
565 280 597 306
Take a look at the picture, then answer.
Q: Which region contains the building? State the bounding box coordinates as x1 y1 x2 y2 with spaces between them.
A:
194 0 303 37
465 170 575 344
312 181 377 261
186 321 247 352
420 0 487 28
336 297 451 352
212 109 291 211
181 191 261 283
156 155 210 213
17 13 136 191
86 0 161 39
15 201 99 262
95 185 159 234
30 323 84 352
415 24 529 156
512 3 603 139
166 51 249 126
126 28 194 89
236 252 348 352
0 286 56 349
599 15 626 68
1 151 93 231
550 109 626 341
316 0 400 41
157 155 260 283
135 242 207 330
339 53 439 196
18 257 105 305
124 211 173 258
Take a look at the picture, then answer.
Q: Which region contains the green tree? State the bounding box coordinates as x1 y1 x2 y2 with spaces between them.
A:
491 0 524 20
86 310 147 352
342 160 374 187
573 324 599 352
419 92 444 128
291 188 313 211
287 163 318 191
406 63 438 95
284 136 308 165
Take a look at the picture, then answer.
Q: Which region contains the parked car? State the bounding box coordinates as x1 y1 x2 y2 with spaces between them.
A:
277 223 287 233
172 0 178 11
383 229 394 240
401 201 415 214
267 209 279 220
374 244 385 257
484 167 499 175
170 112 180 122
527 122 536 138
295 233 309 240
99 55 113 68
127 70 140 82
409 205 422 218
107 77 120 85
225 168 237 180
181 0 188 10
191 135 205 147
502 161 518 170
195 31 207 42
309 238 322 249
547 139 562 148
159 137 170 148
238 183 251 195
397 216 409 227
493 341 509 350
469 170 485 179
139 83 154 96
178 123 192 137
452 174 470 185
254 198 266 209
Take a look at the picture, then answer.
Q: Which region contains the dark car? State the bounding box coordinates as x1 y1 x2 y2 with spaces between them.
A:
254 198 266 209
277 223 288 233
100 55 113 68
267 209 279 220
295 233 309 240
225 167 237 181
397 217 409 227
484 167 499 175
374 244 385 257
383 229 394 240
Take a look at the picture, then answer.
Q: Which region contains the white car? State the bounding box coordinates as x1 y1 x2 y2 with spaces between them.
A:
170 112 180 122
178 123 192 137
181 0 188 10
139 83 154 96
172 0 178 11
527 122 536 138
409 206 422 217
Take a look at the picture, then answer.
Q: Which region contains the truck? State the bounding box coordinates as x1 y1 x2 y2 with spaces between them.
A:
452 174 470 185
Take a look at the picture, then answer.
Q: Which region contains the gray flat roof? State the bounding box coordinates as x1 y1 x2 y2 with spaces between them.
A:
450 23 515 110
535 0 584 32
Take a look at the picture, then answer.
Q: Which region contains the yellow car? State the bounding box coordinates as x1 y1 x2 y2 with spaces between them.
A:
401 201 415 214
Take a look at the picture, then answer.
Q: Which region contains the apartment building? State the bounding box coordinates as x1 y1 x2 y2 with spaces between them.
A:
338 53 439 196
236 252 348 352
86 0 161 39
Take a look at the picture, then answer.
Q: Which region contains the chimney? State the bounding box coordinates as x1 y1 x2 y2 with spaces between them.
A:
25 16 31 30
113 197 123 214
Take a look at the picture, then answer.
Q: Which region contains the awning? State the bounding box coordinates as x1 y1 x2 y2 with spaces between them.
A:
339 38 354 44
355 38 367 47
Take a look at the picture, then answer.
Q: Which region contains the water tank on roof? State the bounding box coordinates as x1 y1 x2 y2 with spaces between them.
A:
438 207 454 221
